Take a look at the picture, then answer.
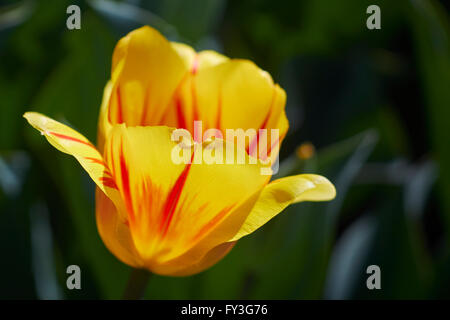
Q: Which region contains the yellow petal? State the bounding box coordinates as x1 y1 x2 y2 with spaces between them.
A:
173 241 236 276
105 26 288 163
23 112 122 211
196 50 230 70
108 26 188 127
103 124 188 260
152 241 236 277
170 42 196 69
171 42 229 73
157 139 269 262
229 174 336 241
172 59 288 161
95 188 143 268
159 43 230 130
147 186 262 275
96 81 114 153
103 124 269 266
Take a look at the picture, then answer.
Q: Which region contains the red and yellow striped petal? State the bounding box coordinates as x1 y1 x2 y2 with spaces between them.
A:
229 174 336 242
150 43 230 130
171 58 288 161
103 124 270 268
148 186 263 276
23 112 123 213
103 124 188 259
108 26 188 127
101 26 288 163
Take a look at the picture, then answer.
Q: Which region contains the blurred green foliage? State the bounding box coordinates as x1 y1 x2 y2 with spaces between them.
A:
0 0 449 299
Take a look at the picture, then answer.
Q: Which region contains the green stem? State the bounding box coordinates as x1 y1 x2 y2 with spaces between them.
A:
122 268 152 300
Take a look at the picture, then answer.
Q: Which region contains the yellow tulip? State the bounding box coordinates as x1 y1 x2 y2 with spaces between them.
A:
24 26 335 276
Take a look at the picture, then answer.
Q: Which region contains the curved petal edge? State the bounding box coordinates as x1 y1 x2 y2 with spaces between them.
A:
229 174 336 242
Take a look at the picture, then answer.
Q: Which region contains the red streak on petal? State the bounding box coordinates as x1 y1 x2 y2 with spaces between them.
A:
266 136 280 160
191 76 199 123
99 176 118 189
85 157 106 166
191 55 199 75
248 89 276 157
49 132 96 149
117 86 124 124
108 134 115 176
176 97 187 130
192 204 235 242
159 154 194 237
85 157 116 183
248 111 271 157
119 142 134 222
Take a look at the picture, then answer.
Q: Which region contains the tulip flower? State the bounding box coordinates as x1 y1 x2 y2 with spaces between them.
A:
24 26 335 276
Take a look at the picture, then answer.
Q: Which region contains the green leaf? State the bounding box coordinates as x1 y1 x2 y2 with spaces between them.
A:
408 0 450 232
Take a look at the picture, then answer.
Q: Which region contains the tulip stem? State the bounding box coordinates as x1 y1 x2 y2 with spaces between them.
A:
122 268 152 300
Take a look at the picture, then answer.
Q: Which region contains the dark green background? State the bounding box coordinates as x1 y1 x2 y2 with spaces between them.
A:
0 0 449 299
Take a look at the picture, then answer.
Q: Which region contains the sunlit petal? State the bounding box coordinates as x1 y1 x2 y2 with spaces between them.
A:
103 124 269 267
109 26 188 127
229 174 336 241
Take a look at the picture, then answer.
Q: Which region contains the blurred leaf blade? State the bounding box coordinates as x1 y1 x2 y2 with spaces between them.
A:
409 0 450 231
